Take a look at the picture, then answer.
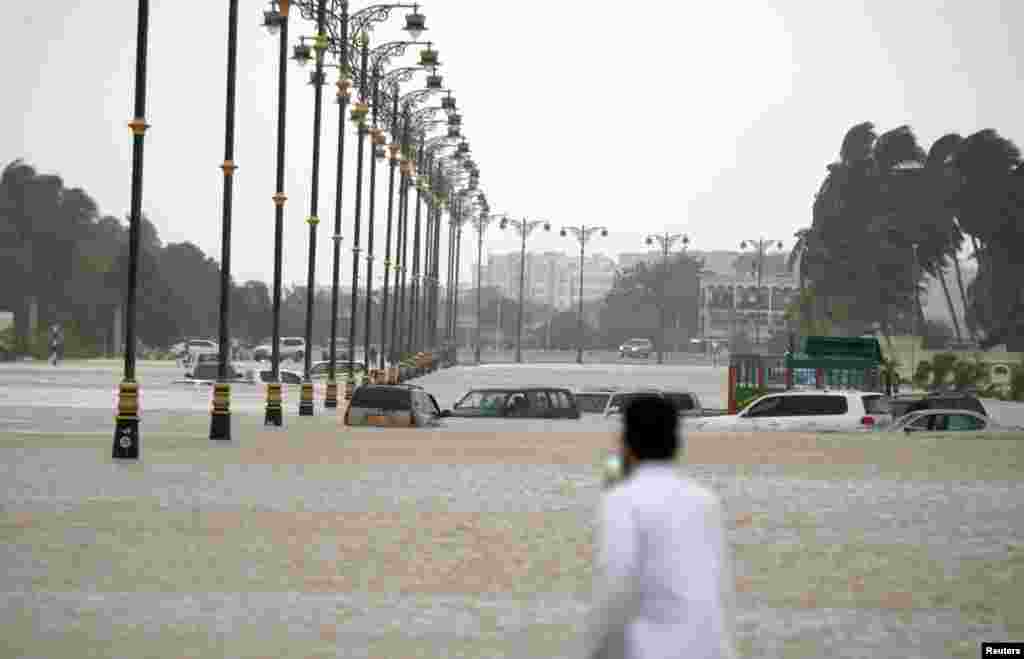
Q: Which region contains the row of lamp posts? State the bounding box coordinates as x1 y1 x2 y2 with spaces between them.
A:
113 0 489 459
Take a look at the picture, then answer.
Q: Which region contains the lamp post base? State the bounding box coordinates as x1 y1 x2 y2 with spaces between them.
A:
209 382 231 441
264 382 283 426
298 382 315 416
324 380 338 409
112 381 140 460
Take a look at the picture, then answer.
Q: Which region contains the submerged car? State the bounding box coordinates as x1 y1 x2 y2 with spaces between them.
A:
573 387 618 414
343 384 445 427
603 389 666 417
888 409 1022 434
448 387 581 419
690 390 891 432
886 392 987 422
186 361 247 382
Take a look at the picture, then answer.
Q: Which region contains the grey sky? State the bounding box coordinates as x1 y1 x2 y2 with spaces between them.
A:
6 1 1023 287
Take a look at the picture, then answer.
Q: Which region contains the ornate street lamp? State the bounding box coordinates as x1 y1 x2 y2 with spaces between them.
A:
209 0 243 441
112 0 152 460
293 0 330 417
739 238 784 345
470 199 493 364
261 0 291 425
561 224 608 365
499 217 551 363
290 1 432 401
645 232 690 364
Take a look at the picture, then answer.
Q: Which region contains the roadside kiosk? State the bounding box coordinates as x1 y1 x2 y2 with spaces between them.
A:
727 336 884 413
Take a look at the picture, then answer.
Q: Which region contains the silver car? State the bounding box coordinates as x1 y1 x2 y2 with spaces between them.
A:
889 409 1023 434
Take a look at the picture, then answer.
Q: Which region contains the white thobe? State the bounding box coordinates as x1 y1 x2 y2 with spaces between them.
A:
582 463 737 659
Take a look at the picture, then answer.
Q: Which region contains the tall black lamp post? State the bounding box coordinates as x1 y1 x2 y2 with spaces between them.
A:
113 0 151 460
561 224 608 365
209 0 243 441
645 232 690 365
261 1 291 426
499 217 550 364
739 237 784 345
296 0 328 417
471 209 493 364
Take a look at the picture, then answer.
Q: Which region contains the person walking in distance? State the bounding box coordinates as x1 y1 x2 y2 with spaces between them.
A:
582 395 737 659
49 322 64 366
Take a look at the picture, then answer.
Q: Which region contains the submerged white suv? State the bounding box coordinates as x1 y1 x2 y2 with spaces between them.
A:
689 390 891 432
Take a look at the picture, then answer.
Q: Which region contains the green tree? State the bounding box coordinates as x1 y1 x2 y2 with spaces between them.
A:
599 253 701 350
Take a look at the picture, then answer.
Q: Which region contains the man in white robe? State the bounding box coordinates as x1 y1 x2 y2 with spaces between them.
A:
582 395 737 659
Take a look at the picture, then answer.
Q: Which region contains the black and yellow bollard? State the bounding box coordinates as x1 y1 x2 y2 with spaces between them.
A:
209 382 231 440
112 381 140 460
299 381 315 416
264 382 282 426
325 380 338 409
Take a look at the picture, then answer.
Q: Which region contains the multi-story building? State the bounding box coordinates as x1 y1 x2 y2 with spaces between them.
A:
616 249 799 344
474 251 616 310
696 251 798 344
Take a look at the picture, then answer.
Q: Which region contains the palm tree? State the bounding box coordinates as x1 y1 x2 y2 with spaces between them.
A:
953 129 1023 347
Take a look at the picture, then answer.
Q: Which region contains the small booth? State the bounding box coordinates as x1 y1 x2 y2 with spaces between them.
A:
727 336 884 413
784 336 882 393
726 353 788 414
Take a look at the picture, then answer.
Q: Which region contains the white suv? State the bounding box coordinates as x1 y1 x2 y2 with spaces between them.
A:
689 390 891 432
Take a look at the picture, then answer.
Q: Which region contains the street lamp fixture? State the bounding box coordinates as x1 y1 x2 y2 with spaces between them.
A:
404 6 426 40
262 5 285 34
292 41 313 64
425 68 443 90
739 238 785 345
418 45 440 67
499 217 551 363
563 225 608 364
645 232 691 364
441 91 456 113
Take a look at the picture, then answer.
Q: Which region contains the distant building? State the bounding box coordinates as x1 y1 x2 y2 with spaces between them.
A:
474 251 616 310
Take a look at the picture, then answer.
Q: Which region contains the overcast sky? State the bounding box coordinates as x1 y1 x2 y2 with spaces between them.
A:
6 1 1022 287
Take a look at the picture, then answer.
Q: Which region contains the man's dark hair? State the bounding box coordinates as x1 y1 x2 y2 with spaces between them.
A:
623 395 679 461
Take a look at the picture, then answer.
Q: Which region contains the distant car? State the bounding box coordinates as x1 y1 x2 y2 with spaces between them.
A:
889 409 1021 434
618 338 653 359
343 384 443 427
176 338 218 361
886 392 987 422
689 390 892 432
448 387 581 419
253 337 306 363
